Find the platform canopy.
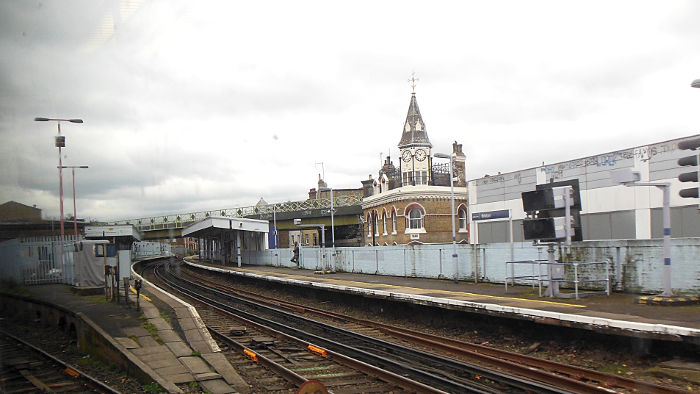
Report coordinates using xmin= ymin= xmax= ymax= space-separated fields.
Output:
xmin=84 ymin=224 xmax=142 ymax=241
xmin=182 ymin=216 xmax=270 ymax=266
xmin=182 ymin=216 xmax=269 ymax=238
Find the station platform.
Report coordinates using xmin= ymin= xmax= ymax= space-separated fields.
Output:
xmin=14 ymin=277 xmax=248 ymax=394
xmin=185 ymin=260 xmax=700 ymax=345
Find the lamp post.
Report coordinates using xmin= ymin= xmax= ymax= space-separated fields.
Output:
xmin=434 ymin=152 xmax=458 ymax=283
xmin=59 ymin=165 xmax=88 ymax=237
xmin=611 ymin=168 xmax=673 ymax=296
xmin=35 ymin=117 xmax=83 ymax=277
xmin=35 ymin=117 xmax=83 ymax=237
xmin=330 ymin=188 xmax=336 ymax=266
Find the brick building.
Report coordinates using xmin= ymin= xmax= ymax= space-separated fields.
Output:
xmin=361 ymin=91 xmax=468 ymax=245
xmin=0 ymin=201 xmax=42 ymax=222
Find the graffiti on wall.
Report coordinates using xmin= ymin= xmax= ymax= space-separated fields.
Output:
xmin=474 ymin=139 xmax=682 ymax=185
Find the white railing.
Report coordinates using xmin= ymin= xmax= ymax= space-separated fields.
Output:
xmin=504 ymin=260 xmax=610 ymax=299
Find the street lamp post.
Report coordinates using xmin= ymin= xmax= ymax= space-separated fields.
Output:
xmin=330 ymin=188 xmax=336 ymax=268
xmin=35 ymin=117 xmax=83 ymax=277
xmin=612 ymin=169 xmax=673 ymax=296
xmin=434 ymin=152 xmax=458 ymax=283
xmin=59 ymin=165 xmax=89 ymax=237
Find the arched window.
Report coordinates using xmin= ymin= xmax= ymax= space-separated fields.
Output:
xmin=367 ymin=214 xmax=372 ymax=237
xmin=459 ymin=208 xmax=467 ymax=230
xmin=373 ymin=212 xmax=379 ymax=236
xmin=408 ymin=208 xmax=423 ymax=229
xmin=382 ymin=213 xmax=387 ymax=235
xmin=391 ymin=210 xmax=397 ymax=234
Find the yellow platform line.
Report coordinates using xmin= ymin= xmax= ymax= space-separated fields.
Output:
xmin=129 ymin=287 xmax=151 ymax=301
xmin=232 ymin=267 xmax=586 ymax=308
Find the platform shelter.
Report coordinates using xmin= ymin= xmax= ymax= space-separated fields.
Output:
xmin=182 ymin=216 xmax=269 ymax=267
xmin=84 ymin=224 xmax=142 ymax=279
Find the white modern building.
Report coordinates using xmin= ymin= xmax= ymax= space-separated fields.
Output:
xmin=468 ymin=134 xmax=700 ymax=243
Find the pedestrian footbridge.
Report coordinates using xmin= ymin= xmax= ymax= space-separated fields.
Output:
xmin=109 ymin=196 xmax=363 ymax=240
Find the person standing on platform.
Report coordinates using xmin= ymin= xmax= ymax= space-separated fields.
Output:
xmin=291 ymin=242 xmax=300 ymax=267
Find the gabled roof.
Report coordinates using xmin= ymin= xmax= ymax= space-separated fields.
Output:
xmin=398 ymin=93 xmax=432 ymax=149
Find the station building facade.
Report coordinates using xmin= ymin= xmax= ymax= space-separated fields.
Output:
xmin=361 ymin=91 xmax=468 ymax=246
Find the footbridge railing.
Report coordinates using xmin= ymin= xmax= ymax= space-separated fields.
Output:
xmin=111 ymin=195 xmax=363 ymax=232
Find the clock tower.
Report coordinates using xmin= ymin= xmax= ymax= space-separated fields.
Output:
xmin=398 ymin=89 xmax=432 ymax=186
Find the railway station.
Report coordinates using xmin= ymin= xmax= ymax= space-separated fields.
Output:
xmin=2 ymin=129 xmax=700 ymax=391
xmin=2 ymin=83 xmax=699 ymax=393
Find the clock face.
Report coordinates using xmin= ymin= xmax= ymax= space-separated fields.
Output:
xmin=415 ymin=149 xmax=427 ymax=161
xmin=402 ymin=150 xmax=412 ymax=162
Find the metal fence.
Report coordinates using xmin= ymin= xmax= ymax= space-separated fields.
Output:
xmin=0 ymin=236 xmax=81 ymax=285
xmin=240 ymin=238 xmax=700 ymax=294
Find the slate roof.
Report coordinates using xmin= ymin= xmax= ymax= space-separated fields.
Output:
xmin=398 ymin=93 xmax=432 ymax=149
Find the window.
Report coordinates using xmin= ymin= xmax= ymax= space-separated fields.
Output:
xmin=392 ymin=211 xmax=397 ymax=234
xmin=313 ymin=233 xmax=318 ymax=245
xmin=382 ymin=214 xmax=387 ymax=235
xmin=415 ymin=171 xmax=428 ymax=185
xmin=408 ymin=208 xmax=423 ymax=229
xmin=95 ymin=244 xmax=105 ymax=257
xmin=459 ymin=209 xmax=467 ymax=230
xmin=374 ymin=213 xmax=379 ymax=236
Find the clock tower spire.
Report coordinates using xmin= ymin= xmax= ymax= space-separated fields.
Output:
xmin=398 ymin=75 xmax=432 ymax=186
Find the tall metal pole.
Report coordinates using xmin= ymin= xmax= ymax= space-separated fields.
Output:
xmin=71 ymin=167 xmax=77 ymax=237
xmin=35 ymin=117 xmax=83 ymax=280
xmin=448 ymin=157 xmax=458 ymax=283
xmin=57 ymin=122 xmax=65 ymax=241
xmin=622 ymin=181 xmax=673 ymax=297
xmin=330 ymin=188 xmax=335 ymax=270
xmin=320 ymin=224 xmax=326 ymax=272
xmin=660 ymin=184 xmax=673 ymax=297
xmin=273 ymin=204 xmax=278 ymax=249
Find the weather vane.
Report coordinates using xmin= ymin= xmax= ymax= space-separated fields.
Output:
xmin=408 ymin=72 xmax=419 ymax=94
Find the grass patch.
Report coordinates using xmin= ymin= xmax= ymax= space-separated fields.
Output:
xmin=140 ymin=320 xmax=164 ymax=344
xmin=159 ymin=311 xmax=171 ymax=324
xmin=0 ymin=280 xmax=32 ymax=297
xmin=600 ymin=362 xmax=629 ymax=375
xmin=76 ymin=354 xmax=118 ymax=372
xmin=191 ymin=350 xmax=201 ymax=357
xmin=84 ymin=295 xmax=109 ymax=303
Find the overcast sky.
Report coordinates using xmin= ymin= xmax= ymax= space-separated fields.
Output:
xmin=1 ymin=1 xmax=699 ymax=221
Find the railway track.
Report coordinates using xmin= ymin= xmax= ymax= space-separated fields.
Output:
xmin=182 ymin=264 xmax=683 ymax=394
xmin=151 ymin=262 xmax=576 ymax=393
xmin=0 ymin=329 xmax=119 ymax=394
xmin=149 ymin=264 xmax=430 ymax=393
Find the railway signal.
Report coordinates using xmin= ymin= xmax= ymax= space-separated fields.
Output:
xmin=677 ymin=137 xmax=700 ymax=204
xmin=521 ymin=180 xmax=581 ymax=245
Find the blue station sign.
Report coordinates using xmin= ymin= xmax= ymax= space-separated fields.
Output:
xmin=472 ymin=209 xmax=510 ymax=221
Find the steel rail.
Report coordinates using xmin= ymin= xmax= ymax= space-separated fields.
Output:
xmin=153 ymin=266 xmax=441 ymax=393
xmin=0 ymin=329 xmax=121 ymax=394
xmin=159 ymin=265 xmax=564 ymax=393
xmin=207 ymin=326 xmax=308 ymax=386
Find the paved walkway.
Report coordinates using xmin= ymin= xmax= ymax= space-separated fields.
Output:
xmin=27 ymin=282 xmax=248 ymax=394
